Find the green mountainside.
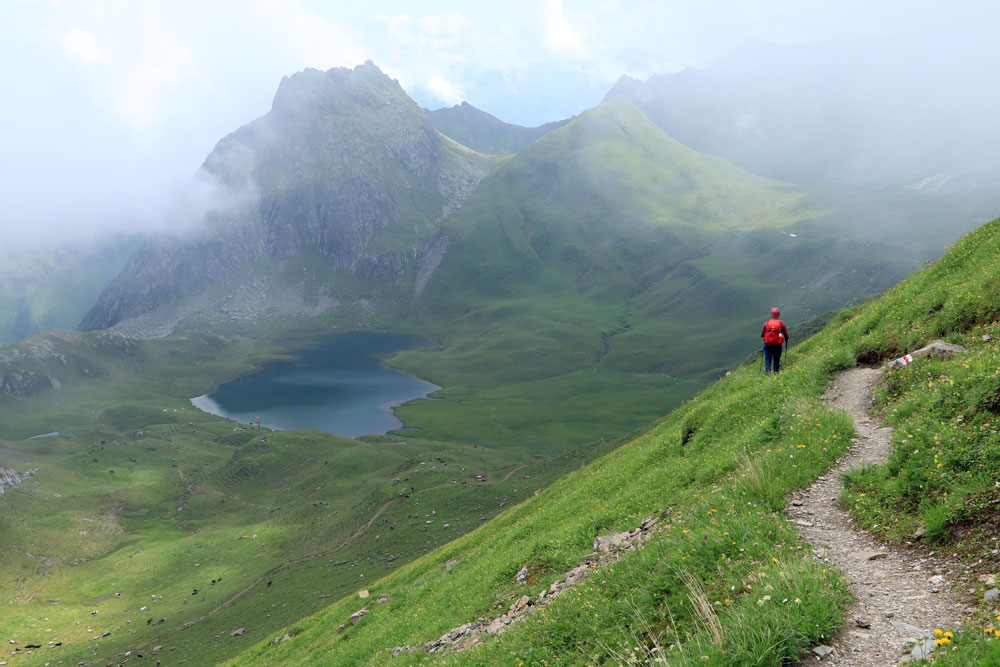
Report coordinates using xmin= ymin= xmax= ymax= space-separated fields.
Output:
xmin=223 ymin=218 xmax=1000 ymax=665
xmin=388 ymin=97 xmax=969 ymax=446
xmin=429 ymin=101 xmax=570 ymax=154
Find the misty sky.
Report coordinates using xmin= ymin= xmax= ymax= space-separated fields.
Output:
xmin=2 ymin=0 xmax=998 ymax=240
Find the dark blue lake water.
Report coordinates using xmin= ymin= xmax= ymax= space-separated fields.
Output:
xmin=190 ymin=332 xmax=438 ymax=438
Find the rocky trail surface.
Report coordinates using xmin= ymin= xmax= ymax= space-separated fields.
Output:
xmin=788 ymin=367 xmax=965 ymax=664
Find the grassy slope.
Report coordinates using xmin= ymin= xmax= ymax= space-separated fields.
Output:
xmin=389 ymin=97 xmax=939 ymax=448
xmin=232 ymin=220 xmax=1000 ymax=665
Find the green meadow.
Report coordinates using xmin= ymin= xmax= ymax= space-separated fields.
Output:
xmin=0 ymin=330 xmax=631 ymax=666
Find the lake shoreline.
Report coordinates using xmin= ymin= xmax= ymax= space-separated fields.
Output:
xmin=189 ymin=332 xmax=439 ymax=438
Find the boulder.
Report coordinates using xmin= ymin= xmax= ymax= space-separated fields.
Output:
xmin=230 ymin=628 xmax=247 ymax=637
xmin=349 ymin=608 xmax=368 ymax=625
xmin=509 ymin=595 xmax=532 ymax=614
xmin=484 ymin=618 xmax=508 ymax=636
xmin=563 ymin=564 xmax=590 ymax=585
xmin=594 ymin=531 xmax=632 ymax=553
xmin=887 ymin=340 xmax=966 ymax=369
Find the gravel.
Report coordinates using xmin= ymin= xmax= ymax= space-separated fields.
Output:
xmin=788 ymin=368 xmax=964 ymax=665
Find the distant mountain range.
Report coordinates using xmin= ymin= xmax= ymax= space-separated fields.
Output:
xmin=605 ymin=40 xmax=1000 ymax=197
xmin=67 ymin=60 xmax=986 ymax=446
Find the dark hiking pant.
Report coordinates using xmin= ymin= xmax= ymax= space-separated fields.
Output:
xmin=764 ymin=343 xmax=783 ymax=374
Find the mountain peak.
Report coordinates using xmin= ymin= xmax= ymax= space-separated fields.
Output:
xmin=270 ymin=61 xmax=408 ymax=117
xmin=602 ymin=74 xmax=644 ymax=103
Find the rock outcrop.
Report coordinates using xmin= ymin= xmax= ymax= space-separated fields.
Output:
xmin=886 ymin=340 xmax=967 ymax=370
xmin=0 ymin=468 xmax=23 ymax=495
xmin=383 ymin=511 xmax=664 ymax=657
xmin=80 ymin=62 xmax=487 ymax=336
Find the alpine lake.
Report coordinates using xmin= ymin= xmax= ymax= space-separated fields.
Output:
xmin=191 ymin=332 xmax=438 ymax=438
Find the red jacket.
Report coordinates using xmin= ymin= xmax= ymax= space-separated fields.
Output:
xmin=761 ymin=319 xmax=789 ymax=345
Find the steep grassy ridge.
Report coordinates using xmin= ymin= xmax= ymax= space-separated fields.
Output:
xmin=232 ymin=220 xmax=1000 ymax=665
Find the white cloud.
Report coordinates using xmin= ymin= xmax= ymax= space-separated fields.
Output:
xmin=540 ymin=0 xmax=587 ymax=56
xmin=59 ymin=26 xmax=102 ymax=62
xmin=425 ymin=72 xmax=464 ymax=105
xmin=243 ymin=1 xmax=368 ymax=71
xmin=376 ymin=11 xmax=470 ymax=50
xmin=43 ymin=1 xmax=368 ymax=131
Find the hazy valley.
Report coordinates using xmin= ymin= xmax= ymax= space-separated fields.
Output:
xmin=2 ymin=38 xmax=999 ymax=667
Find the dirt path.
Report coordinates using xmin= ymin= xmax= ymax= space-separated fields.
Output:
xmin=787 ymin=368 xmax=965 ymax=665
xmin=498 ymin=464 xmax=529 ymax=482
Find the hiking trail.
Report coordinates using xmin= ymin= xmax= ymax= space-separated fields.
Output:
xmin=788 ymin=367 xmax=965 ymax=665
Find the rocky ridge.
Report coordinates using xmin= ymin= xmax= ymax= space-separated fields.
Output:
xmin=0 ymin=468 xmax=23 ymax=495
xmin=80 ymin=62 xmax=487 ymax=337
xmin=377 ymin=513 xmax=662 ymax=658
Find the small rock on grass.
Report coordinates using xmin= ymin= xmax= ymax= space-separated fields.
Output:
xmin=985 ymin=588 xmax=1000 ymax=602
xmin=812 ymin=645 xmax=834 ymax=658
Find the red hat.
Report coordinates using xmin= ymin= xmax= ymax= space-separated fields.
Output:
xmin=771 ymin=307 xmax=781 ymax=318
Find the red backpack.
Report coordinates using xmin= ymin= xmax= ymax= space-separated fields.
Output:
xmin=763 ymin=319 xmax=784 ymax=345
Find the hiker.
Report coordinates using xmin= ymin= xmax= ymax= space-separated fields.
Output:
xmin=761 ymin=307 xmax=789 ymax=374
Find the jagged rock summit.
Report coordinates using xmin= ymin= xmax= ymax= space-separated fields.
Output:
xmin=80 ymin=62 xmax=484 ymax=336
